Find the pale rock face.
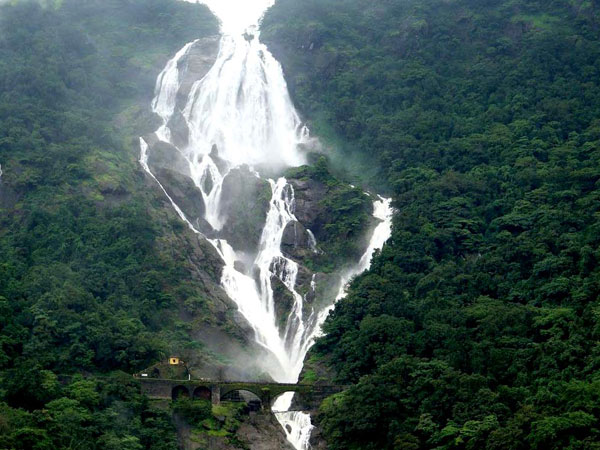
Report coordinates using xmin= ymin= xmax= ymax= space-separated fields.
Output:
xmin=218 ymin=167 xmax=271 ymax=253
xmin=147 ymin=140 xmax=191 ymax=176
xmin=166 ymin=110 xmax=190 ymax=149
xmin=175 ymin=37 xmax=221 ymax=109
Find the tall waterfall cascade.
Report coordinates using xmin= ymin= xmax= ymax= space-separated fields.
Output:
xmin=139 ymin=1 xmax=393 ymax=448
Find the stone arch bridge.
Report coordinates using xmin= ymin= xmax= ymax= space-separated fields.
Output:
xmin=138 ymin=378 xmax=344 ymax=410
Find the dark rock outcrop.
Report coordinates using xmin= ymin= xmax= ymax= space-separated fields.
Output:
xmin=166 ymin=110 xmax=190 ymax=149
xmin=287 ymin=164 xmax=375 ymax=272
xmin=153 ymin=167 xmax=210 ymax=231
xmin=147 ymin=139 xmax=191 ymax=176
xmin=307 ymin=425 xmax=328 ymax=450
xmin=281 ymin=220 xmax=316 ymax=261
xmin=180 ymin=411 xmax=294 ymax=450
xmin=176 ymin=36 xmax=221 ymax=110
xmin=234 ymin=413 xmax=296 ymax=450
xmin=209 ymin=144 xmax=229 ymax=174
xmin=289 ymin=178 xmax=327 ymax=236
xmin=296 ymin=265 xmax=317 ymax=303
xmin=271 ymin=276 xmax=295 ymax=332
xmin=219 ymin=167 xmax=271 ymax=253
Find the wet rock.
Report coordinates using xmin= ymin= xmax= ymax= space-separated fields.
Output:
xmin=176 ymin=36 xmax=221 ymax=110
xmin=234 ymin=412 xmax=296 ymax=450
xmin=307 ymin=423 xmax=328 ymax=450
xmin=202 ymin=170 xmax=214 ymax=194
xmin=153 ymin=167 xmax=207 ymax=230
xmin=295 ymin=264 xmax=315 ymax=302
xmin=219 ymin=167 xmax=271 ymax=253
xmin=234 ymin=260 xmax=248 ymax=274
xmin=281 ymin=220 xmax=315 ymax=261
xmin=232 ymin=310 xmax=254 ymax=335
xmin=289 ymin=178 xmax=327 ymax=236
xmin=191 ymin=216 xmax=213 ymax=233
xmin=287 ymin=165 xmax=374 ymax=269
xmin=142 ymin=132 xmax=159 ymax=149
xmin=147 ymin=140 xmax=191 ymax=176
xmin=209 ymin=144 xmax=229 ymax=174
xmin=166 ymin=110 xmax=190 ymax=149
xmin=271 ymin=276 xmax=295 ymax=332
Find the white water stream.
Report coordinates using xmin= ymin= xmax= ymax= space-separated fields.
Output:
xmin=140 ymin=1 xmax=393 ymax=448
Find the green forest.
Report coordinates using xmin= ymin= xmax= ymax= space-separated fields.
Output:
xmin=262 ymin=0 xmax=600 ymax=448
xmin=0 ymin=0 xmax=228 ymax=447
xmin=2 ymin=0 xmax=600 ymax=448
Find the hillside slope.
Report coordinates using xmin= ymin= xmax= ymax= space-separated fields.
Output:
xmin=0 ymin=1 xmax=268 ymax=447
xmin=263 ymin=0 xmax=600 ymax=448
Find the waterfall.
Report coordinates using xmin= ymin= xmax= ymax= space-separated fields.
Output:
xmin=140 ymin=1 xmax=393 ymax=448
xmin=271 ymin=196 xmax=393 ymax=449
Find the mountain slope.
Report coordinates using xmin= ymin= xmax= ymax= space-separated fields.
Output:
xmin=263 ymin=0 xmax=600 ymax=448
xmin=0 ymin=1 xmax=383 ymax=448
xmin=0 ymin=1 xmax=261 ymax=447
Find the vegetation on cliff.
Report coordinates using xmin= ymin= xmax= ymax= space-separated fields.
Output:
xmin=263 ymin=0 xmax=600 ymax=448
xmin=0 ymin=0 xmax=227 ymax=447
xmin=286 ymin=156 xmax=373 ymax=274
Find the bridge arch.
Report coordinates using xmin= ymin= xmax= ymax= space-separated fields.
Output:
xmin=193 ymin=386 xmax=211 ymax=400
xmin=220 ymin=389 xmax=262 ymax=410
xmin=171 ymin=385 xmax=190 ymax=400
xmin=220 ymin=386 xmax=263 ymax=402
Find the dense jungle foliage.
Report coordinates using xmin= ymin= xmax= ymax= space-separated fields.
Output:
xmin=263 ymin=0 xmax=600 ymax=449
xmin=0 ymin=0 xmax=222 ymax=447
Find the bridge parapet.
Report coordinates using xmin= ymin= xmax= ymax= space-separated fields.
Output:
xmin=137 ymin=377 xmax=345 ymax=409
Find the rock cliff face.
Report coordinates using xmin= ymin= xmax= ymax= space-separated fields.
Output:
xmin=155 ymin=168 xmax=209 ymax=229
xmin=167 ymin=110 xmax=191 ymax=149
xmin=281 ymin=220 xmax=315 ymax=261
xmin=146 ymin=138 xmax=191 ymax=176
xmin=176 ymin=37 xmax=221 ymax=110
xmin=289 ymin=175 xmax=373 ymax=253
xmin=271 ymin=275 xmax=295 ymax=331
xmin=287 ymin=178 xmax=328 ymax=237
xmin=235 ymin=413 xmax=296 ymax=450
xmin=218 ymin=167 xmax=271 ymax=254
xmin=145 ymin=138 xmax=212 ymax=230
xmin=285 ymin=162 xmax=374 ymax=274
xmin=177 ymin=411 xmax=295 ymax=450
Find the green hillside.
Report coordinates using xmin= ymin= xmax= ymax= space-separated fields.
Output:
xmin=263 ymin=0 xmax=600 ymax=448
xmin=0 ymin=1 xmax=228 ymax=447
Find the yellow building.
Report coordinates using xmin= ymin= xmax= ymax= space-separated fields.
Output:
xmin=169 ymin=357 xmax=181 ymax=365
